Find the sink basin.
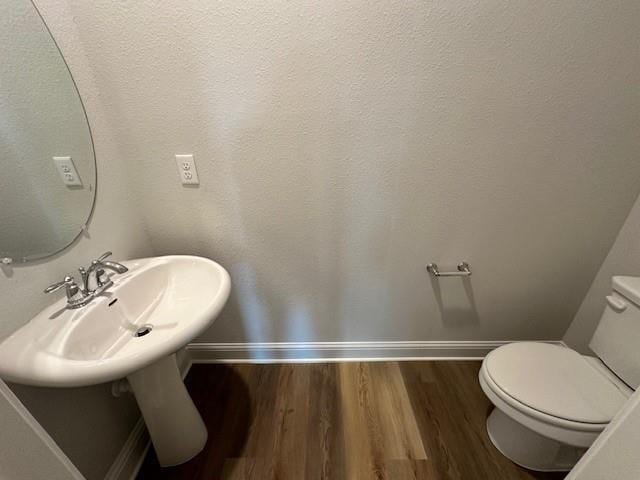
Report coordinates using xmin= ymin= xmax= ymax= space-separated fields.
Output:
xmin=0 ymin=255 xmax=231 ymax=466
xmin=0 ymin=255 xmax=230 ymax=387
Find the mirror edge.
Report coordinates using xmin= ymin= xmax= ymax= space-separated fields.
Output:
xmin=4 ymin=1 xmax=98 ymax=265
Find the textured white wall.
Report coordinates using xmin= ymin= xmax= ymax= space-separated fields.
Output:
xmin=1 ymin=1 xmax=155 ymax=478
xmin=55 ymin=0 xmax=640 ymax=345
xmin=564 ymin=192 xmax=640 ymax=352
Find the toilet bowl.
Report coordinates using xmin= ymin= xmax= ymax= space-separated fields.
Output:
xmin=480 ymin=342 xmax=630 ymax=471
xmin=479 ymin=275 xmax=640 ymax=471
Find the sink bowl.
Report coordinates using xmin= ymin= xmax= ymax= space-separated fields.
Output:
xmin=0 ymin=255 xmax=230 ymax=387
xmin=0 ymin=255 xmax=231 ymax=466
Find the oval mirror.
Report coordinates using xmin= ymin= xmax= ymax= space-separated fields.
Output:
xmin=0 ymin=0 xmax=96 ymax=263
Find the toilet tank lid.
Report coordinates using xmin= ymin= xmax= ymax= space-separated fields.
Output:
xmin=612 ymin=276 xmax=640 ymax=306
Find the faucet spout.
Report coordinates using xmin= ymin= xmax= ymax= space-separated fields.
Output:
xmin=101 ymin=260 xmax=128 ymax=274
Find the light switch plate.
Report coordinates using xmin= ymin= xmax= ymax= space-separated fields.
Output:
xmin=53 ymin=156 xmax=83 ymax=186
xmin=175 ymin=154 xmax=199 ymax=185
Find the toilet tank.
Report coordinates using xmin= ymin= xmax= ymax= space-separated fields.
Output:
xmin=589 ymin=276 xmax=640 ymax=389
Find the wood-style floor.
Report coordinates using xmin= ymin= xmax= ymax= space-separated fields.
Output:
xmin=138 ymin=361 xmax=566 ymax=480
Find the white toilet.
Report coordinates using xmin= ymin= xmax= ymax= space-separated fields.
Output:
xmin=480 ymin=276 xmax=640 ymax=471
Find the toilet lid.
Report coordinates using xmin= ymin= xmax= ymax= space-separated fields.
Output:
xmin=485 ymin=342 xmax=628 ymax=424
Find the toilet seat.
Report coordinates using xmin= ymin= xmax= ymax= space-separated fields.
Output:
xmin=483 ymin=342 xmax=628 ymax=427
xmin=480 ymin=366 xmax=602 ymax=449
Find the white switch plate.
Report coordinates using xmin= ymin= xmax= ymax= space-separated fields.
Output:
xmin=175 ymin=154 xmax=199 ymax=185
xmin=53 ymin=156 xmax=83 ymax=186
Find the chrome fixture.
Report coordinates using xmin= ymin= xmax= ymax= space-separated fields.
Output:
xmin=426 ymin=262 xmax=472 ymax=277
xmin=44 ymin=251 xmax=128 ymax=309
xmin=79 ymin=251 xmax=128 ymax=292
xmin=44 ymin=275 xmax=83 ymax=305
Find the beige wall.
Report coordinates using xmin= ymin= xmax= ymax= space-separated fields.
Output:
xmin=54 ymin=0 xmax=640 ymax=346
xmin=0 ymin=380 xmax=83 ymax=480
xmin=1 ymin=1 xmax=154 ymax=478
xmin=564 ymin=193 xmax=640 ymax=477
xmin=564 ymin=192 xmax=640 ymax=352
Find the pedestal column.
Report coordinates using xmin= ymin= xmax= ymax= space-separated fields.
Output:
xmin=127 ymin=354 xmax=207 ymax=466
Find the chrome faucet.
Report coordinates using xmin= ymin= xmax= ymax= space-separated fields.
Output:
xmin=44 ymin=251 xmax=128 ymax=309
xmin=44 ymin=275 xmax=84 ymax=306
xmin=78 ymin=251 xmax=128 ymax=293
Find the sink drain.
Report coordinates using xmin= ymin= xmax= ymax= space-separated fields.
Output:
xmin=133 ymin=324 xmax=153 ymax=338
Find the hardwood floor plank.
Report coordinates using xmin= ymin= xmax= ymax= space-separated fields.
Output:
xmin=399 ymin=361 xmax=465 ymax=480
xmin=193 ymin=364 xmax=254 ymax=480
xmin=339 ymin=362 xmax=388 ymax=480
xmin=273 ymin=364 xmax=311 ymax=479
xmin=387 ymin=459 xmax=434 ymax=480
xmin=138 ymin=361 xmax=568 ymax=480
xmin=400 ymin=361 xmax=565 ymax=480
xmin=305 ymin=363 xmax=345 ymax=480
xmin=368 ymin=362 xmax=427 ymax=462
xmin=243 ymin=364 xmax=285 ymax=480
xmin=220 ymin=458 xmax=255 ymax=480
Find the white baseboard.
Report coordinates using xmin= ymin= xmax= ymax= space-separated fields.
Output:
xmin=187 ymin=340 xmax=567 ymax=363
xmin=104 ymin=418 xmax=149 ymax=480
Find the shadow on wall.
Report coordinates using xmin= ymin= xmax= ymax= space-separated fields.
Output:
xmin=137 ymin=4 xmax=489 ymax=347
xmin=146 ymin=31 xmax=426 ymax=348
xmin=428 ymin=275 xmax=479 ymax=329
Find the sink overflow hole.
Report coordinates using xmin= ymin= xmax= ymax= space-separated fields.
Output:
xmin=108 ymin=298 xmax=118 ymax=307
xmin=133 ymin=325 xmax=153 ymax=338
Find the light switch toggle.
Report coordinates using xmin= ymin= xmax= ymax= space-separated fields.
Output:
xmin=53 ymin=156 xmax=83 ymax=186
xmin=175 ymin=154 xmax=199 ymax=185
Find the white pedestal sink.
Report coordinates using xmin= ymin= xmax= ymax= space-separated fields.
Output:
xmin=127 ymin=354 xmax=208 ymax=466
xmin=0 ymin=255 xmax=231 ymax=466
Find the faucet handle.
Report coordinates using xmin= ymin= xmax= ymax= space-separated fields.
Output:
xmin=95 ymin=251 xmax=112 ymax=263
xmin=44 ymin=275 xmax=74 ymax=293
xmin=44 ymin=275 xmax=77 ymax=294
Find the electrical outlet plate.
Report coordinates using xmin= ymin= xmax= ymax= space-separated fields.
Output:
xmin=53 ymin=156 xmax=83 ymax=186
xmin=175 ymin=154 xmax=199 ymax=185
